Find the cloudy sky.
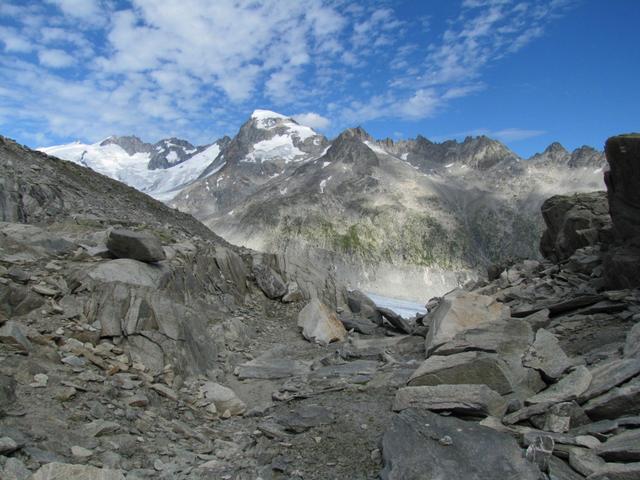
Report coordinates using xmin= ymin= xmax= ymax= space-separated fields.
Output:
xmin=0 ymin=0 xmax=638 ymax=156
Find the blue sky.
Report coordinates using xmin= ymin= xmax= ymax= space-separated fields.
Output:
xmin=0 ymin=0 xmax=638 ymax=157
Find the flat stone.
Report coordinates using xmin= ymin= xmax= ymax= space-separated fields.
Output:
xmin=339 ymin=314 xmax=377 ymax=335
xmin=424 ymin=290 xmax=510 ymax=355
xmin=523 ymin=328 xmax=572 ymax=381
xmin=0 ymin=436 xmax=19 ymax=454
xmin=2 ymin=457 xmax=31 ymax=480
xmin=408 ymin=351 xmax=515 ymax=395
xmin=150 ymin=383 xmax=178 ymax=401
xmin=393 ymin=384 xmax=507 ymax=418
xmin=504 ymin=401 xmax=555 ymax=425
xmin=275 ymin=404 xmax=334 ymax=433
xmin=0 ymin=321 xmax=31 ymax=353
xmin=71 ymin=446 xmax=93 ymax=458
xmin=596 ymin=428 xmax=640 ymax=462
xmin=84 ymin=420 xmax=120 ymax=437
xmin=578 ymin=358 xmax=640 ymax=402
xmin=586 ymin=462 xmax=640 ymax=479
xmin=88 ymin=258 xmax=167 ymax=288
xmin=569 ymin=448 xmax=606 ymax=477
xmin=583 ymin=376 xmax=640 ymax=420
xmin=377 ymin=307 xmax=413 ymax=334
xmin=527 ymin=366 xmax=592 ymax=404
xmin=380 ymin=409 xmax=541 ymax=480
xmin=297 ymin=298 xmax=347 ymax=345
xmin=237 ymin=347 xmax=312 ymax=379
xmin=106 ymin=229 xmax=165 ymax=263
xmin=32 ymin=285 xmax=58 ymax=296
xmin=548 ymin=456 xmax=584 ymax=480
xmin=30 ymin=462 xmax=126 ymax=480
xmin=126 ymin=393 xmax=149 ymax=407
xmin=200 ymin=382 xmax=246 ymax=416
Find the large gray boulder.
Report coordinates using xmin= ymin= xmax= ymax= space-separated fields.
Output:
xmin=297 ymin=298 xmax=347 ymax=345
xmin=583 ymin=376 xmax=640 ymax=420
xmin=523 ymin=328 xmax=573 ymax=381
xmin=393 ymin=384 xmax=507 ymax=418
xmin=424 ymin=290 xmax=510 ymax=355
xmin=408 ymin=351 xmax=515 ymax=395
xmin=106 ymin=229 xmax=166 ymax=263
xmin=380 ymin=409 xmax=541 ymax=480
xmin=605 ymin=134 xmax=640 ymax=241
xmin=346 ymin=289 xmax=383 ymax=325
xmin=86 ymin=258 xmax=169 ymax=288
xmin=539 ymin=191 xmax=611 ymax=263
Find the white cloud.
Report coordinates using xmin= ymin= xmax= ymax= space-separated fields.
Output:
xmin=293 ymin=112 xmax=330 ymax=130
xmin=45 ymin=0 xmax=103 ymax=22
xmin=38 ymin=49 xmax=75 ymax=68
xmin=0 ymin=27 xmax=34 ymax=53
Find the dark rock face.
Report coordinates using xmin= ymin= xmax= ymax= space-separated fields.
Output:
xmin=380 ymin=409 xmax=541 ymax=480
xmin=603 ymin=134 xmax=640 ymax=288
xmin=148 ymin=138 xmax=199 ymax=170
xmin=539 ymin=192 xmax=611 ymax=262
xmin=605 ymin=134 xmax=640 ymax=241
xmin=251 ymin=263 xmax=286 ymax=299
xmin=106 ymin=229 xmax=166 ymax=263
xmin=100 ymin=135 xmax=152 ymax=156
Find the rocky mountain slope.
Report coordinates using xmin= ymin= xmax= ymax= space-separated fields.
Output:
xmin=40 ymin=111 xmax=606 ymax=300
xmin=170 ymin=112 xmax=606 ymax=300
xmin=0 ymin=132 xmax=639 ymax=480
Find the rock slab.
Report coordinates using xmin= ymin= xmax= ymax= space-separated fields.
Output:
xmin=380 ymin=409 xmax=541 ymax=480
xmin=106 ymin=229 xmax=166 ymax=263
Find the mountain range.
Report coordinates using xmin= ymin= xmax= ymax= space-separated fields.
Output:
xmin=41 ymin=110 xmax=606 ymax=299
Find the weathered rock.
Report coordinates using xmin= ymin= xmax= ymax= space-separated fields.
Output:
xmin=84 ymin=420 xmax=120 ymax=437
xmin=150 ymin=383 xmax=178 ymax=401
xmin=596 ymin=428 xmax=640 ymax=462
xmin=408 ymin=351 xmax=515 ymax=395
xmin=237 ymin=347 xmax=312 ymax=379
xmin=586 ymin=462 xmax=640 ymax=479
xmin=29 ymin=462 xmax=126 ymax=480
xmin=200 ymin=382 xmax=246 ymax=416
xmin=605 ymin=134 xmax=640 ymax=241
xmin=604 ymin=243 xmax=640 ymax=289
xmin=377 ymin=307 xmax=413 ymax=334
xmin=0 ymin=374 xmax=17 ymax=414
xmin=282 ymin=282 xmax=304 ymax=303
xmin=86 ymin=258 xmax=168 ymax=288
xmin=106 ymin=229 xmax=166 ymax=262
xmin=569 ymin=448 xmax=606 ymax=477
xmin=339 ymin=313 xmax=377 ymax=335
xmin=275 ymin=404 xmax=334 ymax=433
xmin=393 ymin=384 xmax=507 ymax=417
xmin=578 ymin=358 xmax=640 ymax=402
xmin=346 ymin=289 xmax=382 ymax=325
xmin=0 ymin=321 xmax=31 ymax=353
xmin=297 ymin=298 xmax=347 ymax=345
xmin=7 ymin=266 xmax=30 ymax=284
xmin=526 ymin=434 xmax=554 ymax=472
xmin=1 ymin=457 xmax=31 ymax=480
xmin=527 ymin=366 xmax=592 ymax=404
xmin=425 ymin=290 xmax=510 ymax=355
xmin=214 ymin=246 xmax=248 ymax=296
xmin=523 ymin=328 xmax=572 ymax=381
xmin=0 ymin=436 xmax=19 ymax=454
xmin=251 ymin=263 xmax=286 ymax=299
xmin=583 ymin=376 xmax=640 ymax=420
xmin=548 ymin=456 xmax=584 ymax=480
xmin=625 ymin=322 xmax=640 ymax=358
xmin=539 ymin=191 xmax=610 ymax=262
xmin=380 ymin=409 xmax=541 ymax=480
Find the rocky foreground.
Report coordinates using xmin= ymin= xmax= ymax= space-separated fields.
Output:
xmin=0 ymin=134 xmax=639 ymax=479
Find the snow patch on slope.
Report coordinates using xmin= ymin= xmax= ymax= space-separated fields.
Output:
xmin=41 ymin=141 xmax=220 ymax=202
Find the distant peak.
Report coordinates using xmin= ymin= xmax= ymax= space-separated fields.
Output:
xmin=251 ymin=109 xmax=289 ymax=121
xmin=544 ymin=141 xmax=567 ymax=154
xmin=336 ymin=126 xmax=372 ymax=143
